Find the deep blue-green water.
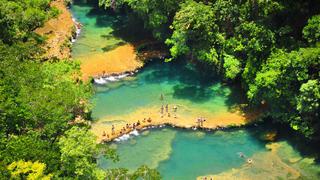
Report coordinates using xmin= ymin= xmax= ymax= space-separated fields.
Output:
xmin=71 ymin=1 xmax=320 ymax=179
xmin=98 ymin=128 xmax=266 ymax=180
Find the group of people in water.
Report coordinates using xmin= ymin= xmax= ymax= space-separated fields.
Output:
xmin=160 ymin=104 xmax=178 ymax=118
xmin=101 ymin=117 xmax=153 ymax=142
xmin=101 ymin=93 xmax=211 ymax=141
xmin=196 ymin=117 xmax=206 ymax=127
xmin=160 ymin=93 xmax=178 ymax=119
xmin=238 ymin=152 xmax=254 ymax=164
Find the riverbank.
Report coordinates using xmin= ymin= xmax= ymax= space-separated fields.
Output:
xmin=80 ymin=44 xmax=143 ymax=81
xmin=35 ymin=0 xmax=75 ymax=60
xmin=80 ymin=42 xmax=168 ymax=81
xmin=92 ymin=104 xmax=260 ymax=143
xmin=69 ymin=1 xmax=169 ymax=81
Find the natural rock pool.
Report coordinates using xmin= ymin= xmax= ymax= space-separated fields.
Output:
xmin=99 ymin=127 xmax=265 ymax=179
xmin=70 ymin=1 xmax=320 ymax=179
xmin=97 ymin=127 xmax=320 ymax=179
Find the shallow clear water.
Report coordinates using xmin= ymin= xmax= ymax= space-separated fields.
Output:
xmin=70 ymin=1 xmax=320 ymax=179
xmin=70 ymin=0 xmax=125 ymax=61
xmin=91 ymin=60 xmax=244 ymax=120
xmin=98 ymin=128 xmax=266 ymax=180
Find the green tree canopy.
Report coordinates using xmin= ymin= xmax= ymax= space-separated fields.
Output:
xmin=0 ymin=0 xmax=58 ymax=44
xmin=303 ymin=15 xmax=320 ymax=44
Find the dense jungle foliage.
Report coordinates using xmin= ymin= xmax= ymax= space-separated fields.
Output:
xmin=99 ymin=0 xmax=320 ymax=139
xmin=0 ymin=0 xmax=319 ymax=179
xmin=0 ymin=0 xmax=159 ymax=179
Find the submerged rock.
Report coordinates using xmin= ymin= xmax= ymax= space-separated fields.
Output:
xmin=260 ymin=130 xmax=277 ymax=141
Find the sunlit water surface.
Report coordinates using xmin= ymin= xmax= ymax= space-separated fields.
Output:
xmin=99 ymin=128 xmax=266 ymax=179
xmin=70 ymin=1 xmax=320 ymax=179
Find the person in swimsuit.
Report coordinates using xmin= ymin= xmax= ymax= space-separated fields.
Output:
xmin=173 ymin=105 xmax=177 ymax=112
xmin=111 ymin=125 xmax=115 ymax=135
xmin=160 ymin=94 xmax=164 ymax=101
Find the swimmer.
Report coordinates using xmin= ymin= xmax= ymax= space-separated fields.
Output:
xmin=173 ymin=105 xmax=177 ymax=112
xmin=199 ymin=117 xmax=203 ymax=127
xmin=160 ymin=94 xmax=164 ymax=101
xmin=238 ymin=152 xmax=245 ymax=158
xmin=111 ymin=125 xmax=115 ymax=135
xmin=200 ymin=117 xmax=206 ymax=127
xmin=247 ymin=158 xmax=253 ymax=164
xmin=196 ymin=118 xmax=201 ymax=126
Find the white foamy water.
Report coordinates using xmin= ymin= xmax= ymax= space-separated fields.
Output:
xmin=113 ymin=130 xmax=140 ymax=142
xmin=93 ymin=73 xmax=131 ymax=85
xmin=129 ymin=130 xmax=139 ymax=136
xmin=71 ymin=18 xmax=81 ymax=43
xmin=114 ymin=134 xmax=130 ymax=142
xmin=94 ymin=77 xmax=107 ymax=85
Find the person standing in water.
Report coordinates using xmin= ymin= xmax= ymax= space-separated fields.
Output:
xmin=165 ymin=104 xmax=168 ymax=112
xmin=160 ymin=94 xmax=164 ymax=101
xmin=173 ymin=105 xmax=177 ymax=112
xmin=196 ymin=118 xmax=201 ymax=127
xmin=161 ymin=105 xmax=164 ymax=114
xmin=111 ymin=125 xmax=115 ymax=135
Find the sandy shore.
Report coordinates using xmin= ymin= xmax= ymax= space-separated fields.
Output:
xmin=91 ymin=104 xmax=259 ymax=143
xmin=35 ymin=0 xmax=75 ymax=60
xmin=79 ymin=42 xmax=168 ymax=81
xmin=80 ymin=44 xmax=143 ymax=81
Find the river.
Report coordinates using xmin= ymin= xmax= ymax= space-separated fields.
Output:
xmin=70 ymin=0 xmax=320 ymax=179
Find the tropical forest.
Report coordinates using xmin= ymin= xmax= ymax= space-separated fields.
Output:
xmin=0 ymin=0 xmax=319 ymax=179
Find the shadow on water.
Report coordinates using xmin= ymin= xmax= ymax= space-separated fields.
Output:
xmin=172 ymin=84 xmax=214 ymax=103
xmin=110 ymin=13 xmax=153 ymax=44
xmin=73 ymin=0 xmax=247 ymax=107
xmin=74 ymin=0 xmax=152 ymax=41
xmin=247 ymin=121 xmax=320 ymax=164
xmin=225 ymin=84 xmax=248 ymax=110
xmin=73 ymin=0 xmax=125 ymax=29
xmin=142 ymin=60 xmax=219 ymax=85
xmin=137 ymin=59 xmax=237 ymax=103
xmin=101 ymin=41 xmax=127 ymax=52
xmin=73 ymin=0 xmax=155 ymax=52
